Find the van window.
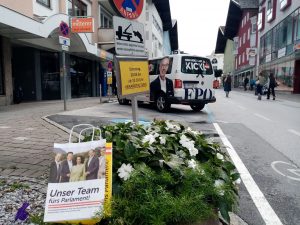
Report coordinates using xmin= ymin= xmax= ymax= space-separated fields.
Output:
xmin=149 ymin=57 xmax=173 ymax=75
xmin=181 ymin=56 xmax=213 ymax=75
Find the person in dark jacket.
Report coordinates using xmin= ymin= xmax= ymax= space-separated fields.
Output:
xmin=85 ymin=149 xmax=99 ymax=180
xmin=60 ymin=152 xmax=74 ymax=183
xmin=150 ymin=56 xmax=174 ymax=101
xmin=223 ymin=74 xmax=232 ymax=97
xmin=49 ymin=153 xmax=62 ymax=183
xmin=267 ymin=73 xmax=276 ymax=100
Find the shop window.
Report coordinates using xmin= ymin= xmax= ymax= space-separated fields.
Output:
xmin=36 ymin=0 xmax=50 ymax=8
xmin=258 ymin=8 xmax=265 ymax=31
xmin=68 ymin=0 xmax=87 ymax=16
xmin=0 ymin=39 xmax=4 ymax=95
xmin=280 ymin=0 xmax=291 ymax=11
xmin=100 ymin=7 xmax=113 ymax=28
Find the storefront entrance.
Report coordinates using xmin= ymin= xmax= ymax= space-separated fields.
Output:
xmin=12 ymin=47 xmax=36 ymax=101
xmin=294 ymin=60 xmax=300 ymax=93
xmin=70 ymin=56 xmax=92 ymax=98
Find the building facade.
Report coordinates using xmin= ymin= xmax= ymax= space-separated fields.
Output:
xmin=0 ymin=0 xmax=178 ymax=106
xmin=257 ymin=0 xmax=300 ymax=93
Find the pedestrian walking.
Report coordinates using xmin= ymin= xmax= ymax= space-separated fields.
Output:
xmin=243 ymin=76 xmax=249 ymax=91
xmin=266 ymin=73 xmax=276 ymax=100
xmin=250 ymin=78 xmax=255 ymax=91
xmin=256 ymin=73 xmax=265 ymax=100
xmin=223 ymin=74 xmax=232 ymax=97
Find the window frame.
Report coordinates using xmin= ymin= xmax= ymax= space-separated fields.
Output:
xmin=36 ymin=0 xmax=51 ymax=8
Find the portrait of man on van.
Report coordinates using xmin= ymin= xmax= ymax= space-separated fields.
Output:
xmin=150 ymin=56 xmax=174 ymax=101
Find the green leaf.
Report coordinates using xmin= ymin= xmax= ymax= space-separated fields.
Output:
xmin=223 ymin=161 xmax=236 ymax=172
xmin=231 ymin=173 xmax=240 ymax=181
xmin=124 ymin=142 xmax=137 ymax=160
xmin=219 ymin=201 xmax=230 ymax=224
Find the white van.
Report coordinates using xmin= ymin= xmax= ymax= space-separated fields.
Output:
xmin=118 ymin=53 xmax=216 ymax=112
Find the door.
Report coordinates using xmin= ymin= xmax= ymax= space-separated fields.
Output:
xmin=294 ymin=60 xmax=300 ymax=93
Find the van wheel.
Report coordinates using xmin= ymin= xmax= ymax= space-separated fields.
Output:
xmin=155 ymin=94 xmax=170 ymax=112
xmin=118 ymin=96 xmax=129 ymax=105
xmin=190 ymin=103 xmax=205 ymax=112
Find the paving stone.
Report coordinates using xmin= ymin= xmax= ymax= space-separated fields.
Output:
xmin=9 ymin=168 xmax=28 ymax=176
xmin=0 ymin=169 xmax=15 ymax=175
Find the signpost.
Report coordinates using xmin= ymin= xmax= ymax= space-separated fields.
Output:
xmin=114 ymin=56 xmax=149 ymax=124
xmin=59 ymin=21 xmax=70 ymax=111
xmin=113 ymin=15 xmax=147 ymax=124
xmin=113 ymin=16 xmax=146 ymax=56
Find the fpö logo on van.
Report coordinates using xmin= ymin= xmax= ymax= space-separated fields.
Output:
xmin=111 ymin=0 xmax=144 ymax=20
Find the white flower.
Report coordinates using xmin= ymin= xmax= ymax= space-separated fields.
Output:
xmin=165 ymin=120 xmax=181 ymax=131
xmin=234 ymin=178 xmax=241 ymax=185
xmin=142 ymin=134 xmax=156 ymax=145
xmin=216 ymin=153 xmax=224 ymax=161
xmin=152 ymin=132 xmax=159 ymax=138
xmin=186 ymin=127 xmax=201 ymax=136
xmin=159 ymin=136 xmax=166 ymax=144
xmin=189 ymin=147 xmax=198 ymax=156
xmin=179 ymin=135 xmax=198 ymax=156
xmin=187 ymin=159 xmax=197 ymax=169
xmin=214 ymin=179 xmax=225 ymax=188
xmin=117 ymin=163 xmax=134 ymax=181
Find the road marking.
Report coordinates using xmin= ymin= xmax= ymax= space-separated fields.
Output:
xmin=288 ymin=129 xmax=300 ymax=137
xmin=254 ymin=113 xmax=271 ymax=121
xmin=213 ymin=123 xmax=283 ymax=225
xmin=271 ymin=161 xmax=300 ymax=182
xmin=0 ymin=126 xmax=10 ymax=129
xmin=237 ymin=105 xmax=246 ymax=110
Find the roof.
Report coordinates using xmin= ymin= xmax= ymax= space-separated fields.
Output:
xmin=224 ymin=0 xmax=258 ymax=39
xmin=153 ymin=0 xmax=172 ymax=31
xmin=215 ymin=26 xmax=226 ymax=54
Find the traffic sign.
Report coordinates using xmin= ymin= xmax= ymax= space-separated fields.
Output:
xmin=59 ymin=21 xmax=70 ymax=37
xmin=113 ymin=16 xmax=146 ymax=56
xmin=59 ymin=36 xmax=70 ymax=46
xmin=62 ymin=45 xmax=69 ymax=51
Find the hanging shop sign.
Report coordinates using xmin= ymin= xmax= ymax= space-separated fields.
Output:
xmin=110 ymin=0 xmax=144 ymax=20
xmin=71 ymin=17 xmax=94 ymax=33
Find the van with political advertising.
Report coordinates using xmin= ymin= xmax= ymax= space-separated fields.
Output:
xmin=118 ymin=53 xmax=216 ymax=112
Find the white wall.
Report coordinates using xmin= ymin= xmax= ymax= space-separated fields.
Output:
xmin=33 ymin=0 xmax=59 ymax=17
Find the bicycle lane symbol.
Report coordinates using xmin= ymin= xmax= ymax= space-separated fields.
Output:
xmin=271 ymin=161 xmax=300 ymax=181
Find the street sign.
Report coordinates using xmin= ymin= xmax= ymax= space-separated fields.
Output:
xmin=59 ymin=21 xmax=70 ymax=37
xmin=71 ymin=17 xmax=94 ymax=33
xmin=107 ymin=71 xmax=113 ymax=85
xmin=62 ymin=45 xmax=69 ymax=51
xmin=59 ymin=36 xmax=70 ymax=46
xmin=113 ymin=16 xmax=146 ymax=56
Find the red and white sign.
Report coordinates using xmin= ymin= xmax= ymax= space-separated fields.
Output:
xmin=71 ymin=17 xmax=94 ymax=33
xmin=111 ymin=0 xmax=144 ymax=20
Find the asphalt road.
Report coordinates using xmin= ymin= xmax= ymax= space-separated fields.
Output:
xmin=48 ymin=90 xmax=300 ymax=225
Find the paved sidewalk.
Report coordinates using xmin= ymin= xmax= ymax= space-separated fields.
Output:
xmin=0 ymin=97 xmax=112 ymax=178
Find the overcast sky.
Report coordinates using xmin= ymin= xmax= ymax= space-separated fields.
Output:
xmin=169 ymin=0 xmax=230 ymax=57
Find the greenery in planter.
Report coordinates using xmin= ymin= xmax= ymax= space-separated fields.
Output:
xmin=97 ymin=120 xmax=240 ymax=225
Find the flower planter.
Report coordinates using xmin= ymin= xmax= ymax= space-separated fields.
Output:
xmin=92 ymin=120 xmax=239 ymax=225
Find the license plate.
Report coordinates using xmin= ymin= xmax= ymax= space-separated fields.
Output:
xmin=184 ymin=83 xmax=196 ymax=88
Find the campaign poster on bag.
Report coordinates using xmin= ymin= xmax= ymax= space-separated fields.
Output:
xmin=44 ymin=141 xmax=112 ymax=224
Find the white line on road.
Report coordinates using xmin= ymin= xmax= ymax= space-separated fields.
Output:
xmin=254 ymin=113 xmax=271 ymax=121
xmin=288 ymin=129 xmax=300 ymax=137
xmin=213 ymin=123 xmax=283 ymax=225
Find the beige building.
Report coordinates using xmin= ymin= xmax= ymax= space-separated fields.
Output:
xmin=0 ymin=0 xmax=178 ymax=105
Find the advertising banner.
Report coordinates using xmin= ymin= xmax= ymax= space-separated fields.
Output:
xmin=44 ymin=125 xmax=112 ymax=224
xmin=71 ymin=17 xmax=94 ymax=33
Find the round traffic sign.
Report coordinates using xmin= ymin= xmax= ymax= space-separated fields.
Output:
xmin=59 ymin=21 xmax=69 ymax=37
